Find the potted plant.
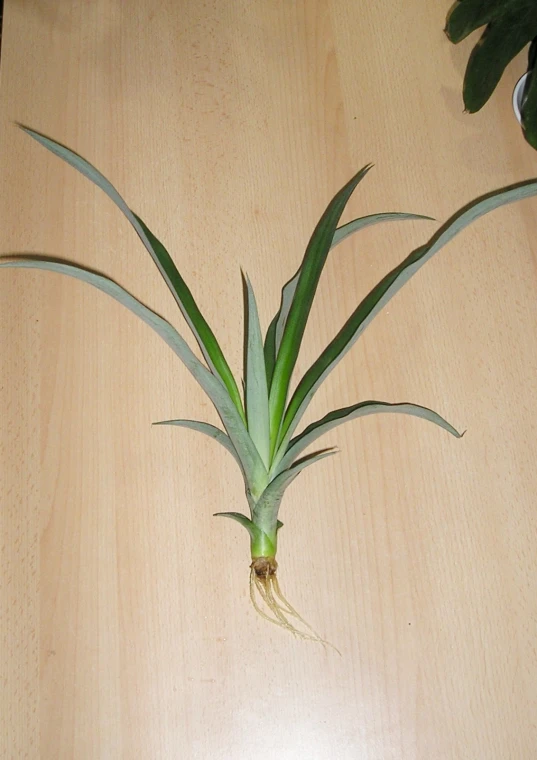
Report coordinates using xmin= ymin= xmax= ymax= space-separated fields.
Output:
xmin=445 ymin=0 xmax=537 ymax=149
xmin=3 ymin=126 xmax=537 ymax=644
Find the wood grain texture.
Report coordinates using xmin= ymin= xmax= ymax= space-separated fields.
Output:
xmin=1 ymin=1 xmax=536 ymax=758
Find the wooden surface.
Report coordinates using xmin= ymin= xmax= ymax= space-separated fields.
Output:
xmin=1 ymin=2 xmax=537 ymax=758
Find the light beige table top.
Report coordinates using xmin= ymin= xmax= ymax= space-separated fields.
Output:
xmin=1 ymin=2 xmax=536 ymax=758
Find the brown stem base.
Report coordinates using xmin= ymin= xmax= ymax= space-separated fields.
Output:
xmin=249 ymin=558 xmax=340 ymax=653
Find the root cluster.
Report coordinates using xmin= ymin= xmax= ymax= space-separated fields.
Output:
xmin=249 ymin=558 xmax=339 ymax=653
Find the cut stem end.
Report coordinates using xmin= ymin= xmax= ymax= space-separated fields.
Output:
xmin=251 ymin=556 xmax=278 ymax=578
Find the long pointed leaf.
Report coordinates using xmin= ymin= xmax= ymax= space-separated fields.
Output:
xmin=249 ymin=448 xmax=337 ymax=537
xmin=1 ymin=257 xmax=266 ymax=493
xmin=263 ymin=212 xmax=432 ymax=386
xmin=267 ymin=166 xmax=373 ymax=449
xmin=256 ymin=448 xmax=338 ymax=517
xmin=19 ymin=125 xmax=245 ymax=421
xmin=264 ymin=315 xmax=277 ymax=387
xmin=274 ymin=401 xmax=463 ymax=474
xmin=277 ymin=178 xmax=537 ymax=450
xmin=263 ymin=212 xmax=432 ymax=388
xmin=214 ymin=512 xmax=283 ymax=558
xmin=152 ymin=418 xmax=244 ymax=472
xmin=331 ymin=212 xmax=434 ymax=249
xmin=213 ymin=512 xmax=264 ymax=542
xmin=244 ymin=275 xmax=270 ymax=466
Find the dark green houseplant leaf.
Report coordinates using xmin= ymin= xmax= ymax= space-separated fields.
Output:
xmin=445 ymin=0 xmax=537 ymax=148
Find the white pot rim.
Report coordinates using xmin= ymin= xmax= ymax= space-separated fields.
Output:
xmin=513 ymin=72 xmax=530 ymax=124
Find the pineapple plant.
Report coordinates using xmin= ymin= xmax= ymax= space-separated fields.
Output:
xmin=3 ymin=125 xmax=537 ymax=643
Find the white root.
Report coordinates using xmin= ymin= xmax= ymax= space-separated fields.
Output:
xmin=249 ymin=566 xmax=340 ymax=654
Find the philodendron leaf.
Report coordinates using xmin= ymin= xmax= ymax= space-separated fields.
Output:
xmin=277 ymin=178 xmax=537 ymax=451
xmin=444 ymin=0 xmax=537 ymax=118
xmin=264 ymin=211 xmax=433 ymax=385
xmin=152 ymin=419 xmax=244 ymax=473
xmin=267 ymin=165 xmax=372 ymax=449
xmin=275 ymin=401 xmax=463 ymax=474
xmin=0 ymin=258 xmax=266 ymax=493
xmin=19 ymin=125 xmax=245 ymax=420
xmin=243 ymin=275 xmax=270 ymax=467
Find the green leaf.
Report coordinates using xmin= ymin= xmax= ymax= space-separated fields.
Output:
xmin=444 ymin=0 xmax=537 ymax=117
xmin=264 ymin=211 xmax=431 ymax=388
xmin=214 ymin=510 xmax=282 ymax=534
xmin=274 ymin=401 xmax=463 ymax=474
xmin=277 ymin=178 xmax=537 ymax=450
xmin=213 ymin=512 xmax=264 ymax=542
xmin=152 ymin=418 xmax=244 ymax=472
xmin=330 ymin=212 xmax=434 ymax=249
xmin=264 ymin=316 xmax=277 ymax=387
xmin=18 ymin=125 xmax=246 ymax=420
xmin=248 ymin=448 xmax=337 ymax=542
xmin=530 ymin=36 xmax=537 ymax=69
xmin=267 ymin=165 xmax=373 ymax=451
xmin=261 ymin=448 xmax=338 ymax=506
xmin=1 ymin=257 xmax=267 ymax=494
xmin=243 ymin=275 xmax=270 ymax=467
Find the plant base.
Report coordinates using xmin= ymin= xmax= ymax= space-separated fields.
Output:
xmin=249 ymin=558 xmax=339 ymax=653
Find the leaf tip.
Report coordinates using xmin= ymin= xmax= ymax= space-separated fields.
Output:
xmin=16 ymin=122 xmax=38 ymax=139
xmin=240 ymin=268 xmax=253 ymax=293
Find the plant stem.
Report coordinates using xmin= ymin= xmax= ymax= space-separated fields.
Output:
xmin=250 ymin=521 xmax=277 ymax=559
xmin=248 ymin=488 xmax=282 ymax=560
